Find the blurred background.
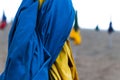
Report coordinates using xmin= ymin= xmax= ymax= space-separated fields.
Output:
xmin=0 ymin=0 xmax=120 ymax=30
xmin=0 ymin=0 xmax=120 ymax=80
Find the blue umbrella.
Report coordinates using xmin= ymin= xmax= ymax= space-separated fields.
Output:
xmin=108 ymin=21 xmax=114 ymax=34
xmin=2 ymin=11 xmax=6 ymax=22
xmin=0 ymin=0 xmax=75 ymax=80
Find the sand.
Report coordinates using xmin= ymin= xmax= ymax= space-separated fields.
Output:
xmin=1 ymin=24 xmax=120 ymax=80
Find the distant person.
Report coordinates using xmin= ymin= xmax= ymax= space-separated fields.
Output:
xmin=0 ymin=0 xmax=79 ymax=80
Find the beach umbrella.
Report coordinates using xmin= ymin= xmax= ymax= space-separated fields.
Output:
xmin=108 ymin=21 xmax=114 ymax=34
xmin=74 ymin=11 xmax=79 ymax=31
xmin=0 ymin=11 xmax=7 ymax=30
xmin=70 ymin=11 xmax=82 ymax=45
xmin=95 ymin=25 xmax=100 ymax=32
xmin=0 ymin=0 xmax=75 ymax=80
xmin=108 ymin=21 xmax=114 ymax=48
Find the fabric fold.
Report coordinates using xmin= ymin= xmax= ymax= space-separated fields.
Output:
xmin=0 ymin=0 xmax=75 ymax=80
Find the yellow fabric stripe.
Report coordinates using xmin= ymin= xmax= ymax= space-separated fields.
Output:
xmin=39 ymin=0 xmax=44 ymax=8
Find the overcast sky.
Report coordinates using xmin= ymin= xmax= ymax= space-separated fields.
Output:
xmin=72 ymin=0 xmax=120 ymax=30
xmin=0 ymin=0 xmax=120 ymax=31
xmin=0 ymin=0 xmax=22 ymax=22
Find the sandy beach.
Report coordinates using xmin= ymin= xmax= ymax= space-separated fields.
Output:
xmin=1 ymin=24 xmax=120 ymax=80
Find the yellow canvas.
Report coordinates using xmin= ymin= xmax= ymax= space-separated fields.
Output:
xmin=49 ymin=40 xmax=79 ymax=80
xmin=70 ymin=28 xmax=82 ymax=45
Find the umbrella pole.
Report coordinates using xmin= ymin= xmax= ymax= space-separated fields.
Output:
xmin=108 ymin=34 xmax=112 ymax=48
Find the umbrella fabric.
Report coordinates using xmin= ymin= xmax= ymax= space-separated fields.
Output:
xmin=95 ymin=25 xmax=100 ymax=32
xmin=69 ymin=28 xmax=82 ymax=45
xmin=0 ymin=12 xmax=7 ymax=30
xmin=0 ymin=22 xmax=6 ymax=29
xmin=74 ymin=11 xmax=79 ymax=31
xmin=49 ymin=40 xmax=79 ymax=80
xmin=108 ymin=21 xmax=114 ymax=34
xmin=69 ymin=11 xmax=82 ymax=45
xmin=1 ymin=11 xmax=6 ymax=22
xmin=0 ymin=0 xmax=75 ymax=80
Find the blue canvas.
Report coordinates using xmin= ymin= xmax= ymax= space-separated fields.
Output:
xmin=0 ymin=0 xmax=75 ymax=80
xmin=2 ymin=12 xmax=6 ymax=22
